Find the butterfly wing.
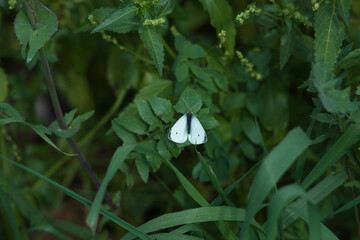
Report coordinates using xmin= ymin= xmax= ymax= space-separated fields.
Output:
xmin=168 ymin=114 xmax=188 ymax=143
xmin=188 ymin=114 xmax=207 ymax=145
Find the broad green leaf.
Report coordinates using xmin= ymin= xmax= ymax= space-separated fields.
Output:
xmin=157 ymin=136 xmax=172 ymax=162
xmin=86 ymin=145 xmax=135 ymax=233
xmin=174 ymin=88 xmax=202 ymax=114
xmin=1 ymin=155 xmax=152 ymax=240
xmin=0 ymin=68 xmax=8 ymax=102
xmin=280 ymin=21 xmax=295 ymax=70
xmin=196 ymin=108 xmax=219 ymax=130
xmin=302 ymin=124 xmax=360 ymax=189
xmin=242 ymin=115 xmax=261 ymax=145
xmin=112 ymin=119 xmax=138 ymax=145
xmin=116 ymin=115 xmax=148 ymax=135
xmin=121 ymin=206 xmax=255 ymax=240
xmin=175 ymin=62 xmax=189 ymax=82
xmin=208 ymin=67 xmax=228 ymax=91
xmin=135 ymin=100 xmax=162 ymax=131
xmin=197 ymin=0 xmax=236 ymax=56
xmin=135 ymin=140 xmax=163 ymax=171
xmin=135 ymin=79 xmax=173 ymax=100
xmin=27 ymin=0 xmax=59 ymax=62
xmin=91 ymin=6 xmax=138 ymax=33
xmin=148 ymin=97 xmax=174 ymax=123
xmin=338 ymin=48 xmax=360 ymax=69
xmin=267 ymin=184 xmax=321 ymax=240
xmin=240 ymin=127 xmax=311 ymax=239
xmin=189 ymin=63 xmax=217 ymax=92
xmin=139 ymin=25 xmax=164 ymax=76
xmin=314 ymin=4 xmax=344 ymax=70
xmin=14 ymin=10 xmax=33 ymax=58
xmin=337 ymin=0 xmax=351 ymax=26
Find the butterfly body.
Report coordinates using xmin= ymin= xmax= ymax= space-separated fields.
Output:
xmin=168 ymin=111 xmax=207 ymax=145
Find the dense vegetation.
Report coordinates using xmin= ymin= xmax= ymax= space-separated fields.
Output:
xmin=1 ymin=0 xmax=360 ymax=239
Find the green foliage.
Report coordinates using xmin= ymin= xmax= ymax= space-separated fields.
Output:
xmin=2 ymin=0 xmax=360 ymax=239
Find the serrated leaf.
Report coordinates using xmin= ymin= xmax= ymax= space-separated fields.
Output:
xmin=280 ymin=21 xmax=295 ymax=69
xmin=135 ymin=100 xmax=162 ymax=131
xmin=27 ymin=0 xmax=59 ymax=62
xmin=337 ymin=0 xmax=351 ymax=26
xmin=112 ymin=119 xmax=138 ymax=145
xmin=314 ymin=4 xmax=344 ymax=70
xmin=135 ymin=155 xmax=150 ymax=182
xmin=207 ymin=68 xmax=228 ymax=91
xmin=148 ymin=97 xmax=174 ymax=123
xmin=135 ymin=140 xmax=163 ymax=171
xmin=174 ymin=88 xmax=202 ymax=114
xmin=0 ymin=68 xmax=8 ymax=102
xmin=139 ymin=25 xmax=164 ymax=76
xmin=135 ymin=79 xmax=173 ymax=100
xmin=91 ymin=6 xmax=138 ymax=33
xmin=338 ymin=49 xmax=360 ymax=69
xmin=116 ymin=115 xmax=148 ymax=135
xmin=196 ymin=108 xmax=219 ymax=130
xmin=14 ymin=10 xmax=33 ymax=59
xmin=157 ymin=136 xmax=172 ymax=161
xmin=197 ymin=0 xmax=235 ymax=56
xmin=189 ymin=63 xmax=216 ymax=92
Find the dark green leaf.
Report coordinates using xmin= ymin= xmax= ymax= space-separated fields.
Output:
xmin=14 ymin=10 xmax=33 ymax=59
xmin=174 ymin=88 xmax=202 ymax=114
xmin=0 ymin=68 xmax=8 ymax=102
xmin=149 ymin=97 xmax=174 ymax=123
xmin=337 ymin=0 xmax=351 ymax=26
xmin=338 ymin=48 xmax=360 ymax=69
xmin=115 ymin=115 xmax=148 ymax=135
xmin=112 ymin=119 xmax=138 ymax=145
xmin=135 ymin=155 xmax=149 ymax=182
xmin=135 ymin=100 xmax=162 ymax=131
xmin=135 ymin=79 xmax=173 ymax=100
xmin=279 ymin=21 xmax=295 ymax=69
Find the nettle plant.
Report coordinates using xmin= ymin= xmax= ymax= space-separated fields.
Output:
xmin=1 ymin=0 xmax=360 ymax=239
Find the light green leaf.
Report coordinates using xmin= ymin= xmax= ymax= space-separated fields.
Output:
xmin=139 ymin=24 xmax=164 ymax=76
xmin=27 ymin=0 xmax=59 ymax=62
xmin=197 ymin=0 xmax=236 ymax=56
xmin=148 ymin=97 xmax=174 ymax=123
xmin=14 ymin=10 xmax=33 ymax=58
xmin=174 ymin=88 xmax=202 ymax=114
xmin=116 ymin=115 xmax=148 ymax=135
xmin=135 ymin=79 xmax=173 ymax=100
xmin=86 ymin=145 xmax=135 ymax=233
xmin=240 ymin=127 xmax=311 ymax=239
xmin=280 ymin=21 xmax=295 ymax=69
xmin=338 ymin=48 xmax=360 ymax=69
xmin=135 ymin=155 xmax=150 ymax=182
xmin=337 ymin=0 xmax=351 ymax=26
xmin=91 ymin=6 xmax=138 ymax=33
xmin=135 ymin=100 xmax=162 ymax=131
xmin=314 ymin=4 xmax=344 ymax=70
xmin=0 ymin=68 xmax=8 ymax=102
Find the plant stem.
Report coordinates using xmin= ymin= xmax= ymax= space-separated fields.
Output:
xmin=23 ymin=0 xmax=116 ymax=210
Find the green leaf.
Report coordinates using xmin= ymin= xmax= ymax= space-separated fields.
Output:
xmin=0 ymin=186 xmax=22 ymax=240
xmin=26 ymin=0 xmax=59 ymax=62
xmin=314 ymin=4 xmax=344 ymax=70
xmin=240 ymin=127 xmax=311 ymax=239
xmin=86 ymin=145 xmax=135 ymax=233
xmin=135 ymin=100 xmax=162 ymax=131
xmin=174 ymin=88 xmax=202 ymax=114
xmin=135 ymin=79 xmax=173 ymax=100
xmin=196 ymin=108 xmax=219 ymax=130
xmin=116 ymin=115 xmax=148 ymax=135
xmin=136 ymin=140 xmax=163 ymax=171
xmin=91 ymin=6 xmax=138 ymax=33
xmin=175 ymin=62 xmax=189 ymax=82
xmin=310 ymin=113 xmax=337 ymax=124
xmin=197 ymin=0 xmax=236 ymax=56
xmin=223 ymin=93 xmax=246 ymax=112
xmin=338 ymin=48 xmax=360 ymax=69
xmin=112 ymin=119 xmax=138 ymax=145
xmin=157 ymin=136 xmax=172 ymax=162
xmin=242 ymin=115 xmax=261 ymax=145
xmin=0 ymin=68 xmax=8 ymax=102
xmin=121 ymin=206 xmax=254 ymax=240
xmin=139 ymin=24 xmax=164 ymax=76
xmin=14 ymin=10 xmax=33 ymax=59
xmin=279 ymin=21 xmax=295 ymax=69
xmin=189 ymin=63 xmax=217 ymax=92
xmin=135 ymin=155 xmax=149 ymax=182
xmin=267 ymin=184 xmax=321 ymax=240
xmin=337 ymin=0 xmax=351 ymax=26
xmin=148 ymin=97 xmax=174 ymax=123
xmin=302 ymin=124 xmax=360 ymax=189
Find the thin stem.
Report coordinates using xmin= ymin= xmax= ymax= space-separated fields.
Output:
xmin=23 ymin=0 xmax=116 ymax=210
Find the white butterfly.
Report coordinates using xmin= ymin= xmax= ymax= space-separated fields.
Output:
xmin=168 ymin=111 xmax=207 ymax=145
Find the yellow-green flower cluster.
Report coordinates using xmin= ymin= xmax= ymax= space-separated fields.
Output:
xmin=137 ymin=0 xmax=162 ymax=8
xmin=293 ymin=12 xmax=312 ymax=28
xmin=143 ymin=18 xmax=165 ymax=26
xmin=88 ymin=14 xmax=124 ymax=50
xmin=217 ymin=30 xmax=226 ymax=49
xmin=236 ymin=3 xmax=261 ymax=24
xmin=8 ymin=0 xmax=16 ymax=10
xmin=236 ymin=51 xmax=262 ymax=80
xmin=312 ymin=0 xmax=319 ymax=11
